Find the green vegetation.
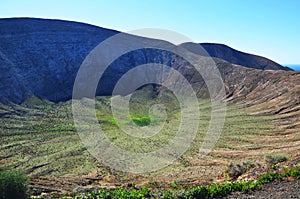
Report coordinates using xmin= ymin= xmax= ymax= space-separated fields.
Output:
xmin=0 ymin=170 xmax=28 ymax=199
xmin=132 ymin=116 xmax=151 ymax=126
xmin=170 ymin=180 xmax=179 ymax=189
xmin=0 ymin=86 xmax=288 ymax=198
xmin=32 ymin=167 xmax=300 ymax=198
xmin=265 ymin=154 xmax=289 ymax=168
xmin=258 ymin=167 xmax=300 ymax=184
xmin=108 ymin=118 xmax=117 ymax=125
xmin=33 ymin=181 xmax=260 ymax=198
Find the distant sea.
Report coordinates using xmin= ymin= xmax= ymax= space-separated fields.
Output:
xmin=285 ymin=64 xmax=300 ymax=71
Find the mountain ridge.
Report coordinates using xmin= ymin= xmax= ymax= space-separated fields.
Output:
xmin=1 ymin=17 xmax=300 ymax=195
xmin=180 ymin=42 xmax=292 ymax=71
xmin=0 ymin=17 xmax=296 ymax=104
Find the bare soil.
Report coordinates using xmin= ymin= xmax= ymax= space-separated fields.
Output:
xmin=225 ymin=178 xmax=300 ymax=199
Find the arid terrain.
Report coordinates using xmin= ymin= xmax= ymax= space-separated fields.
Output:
xmin=0 ymin=18 xmax=300 ymax=198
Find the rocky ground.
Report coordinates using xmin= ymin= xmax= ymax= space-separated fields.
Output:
xmin=225 ymin=178 xmax=300 ymax=199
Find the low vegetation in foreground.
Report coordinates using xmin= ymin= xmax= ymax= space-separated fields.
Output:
xmin=26 ymin=166 xmax=299 ymax=198
xmin=0 ymin=170 xmax=28 ymax=199
xmin=1 ymin=166 xmax=299 ymax=199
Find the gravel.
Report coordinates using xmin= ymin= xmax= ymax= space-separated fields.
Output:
xmin=225 ymin=179 xmax=300 ymax=199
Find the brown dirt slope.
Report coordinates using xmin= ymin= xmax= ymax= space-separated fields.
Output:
xmin=221 ymin=62 xmax=300 ymax=132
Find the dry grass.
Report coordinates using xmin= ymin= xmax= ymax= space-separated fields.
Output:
xmin=0 ymin=91 xmax=299 ymax=191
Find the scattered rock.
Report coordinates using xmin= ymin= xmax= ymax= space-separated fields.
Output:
xmin=72 ymin=186 xmax=100 ymax=193
xmin=29 ymin=185 xmax=62 ymax=196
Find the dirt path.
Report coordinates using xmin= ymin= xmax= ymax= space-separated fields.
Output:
xmin=225 ymin=179 xmax=300 ymax=199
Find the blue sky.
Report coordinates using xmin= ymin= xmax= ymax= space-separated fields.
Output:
xmin=1 ymin=0 xmax=299 ymax=64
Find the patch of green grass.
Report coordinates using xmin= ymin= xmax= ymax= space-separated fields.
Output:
xmin=108 ymin=118 xmax=117 ymax=125
xmin=132 ymin=116 xmax=151 ymax=126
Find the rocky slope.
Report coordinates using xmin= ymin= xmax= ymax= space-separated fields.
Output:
xmin=0 ymin=18 xmax=118 ymax=103
xmin=168 ymin=56 xmax=300 ymax=132
xmin=180 ymin=42 xmax=291 ymax=71
xmin=1 ymin=18 xmax=300 ymax=196
xmin=0 ymin=18 xmax=299 ymax=130
xmin=217 ymin=61 xmax=300 ymax=133
xmin=0 ymin=17 xmax=294 ymax=104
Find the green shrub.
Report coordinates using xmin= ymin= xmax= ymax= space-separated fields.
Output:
xmin=208 ymin=183 xmax=231 ymax=197
xmin=282 ymin=167 xmax=300 ymax=178
xmin=257 ymin=168 xmax=300 ymax=184
xmin=265 ymin=154 xmax=289 ymax=167
xmin=289 ymin=169 xmax=300 ymax=178
xmin=0 ymin=170 xmax=28 ymax=199
xmin=108 ymin=118 xmax=117 ymax=125
xmin=158 ymin=190 xmax=176 ymax=199
xmin=132 ymin=116 xmax=151 ymax=126
xmin=147 ymin=181 xmax=159 ymax=188
xmin=207 ymin=181 xmax=260 ymax=197
xmin=186 ymin=186 xmax=208 ymax=198
xmin=112 ymin=187 xmax=151 ymax=199
xmin=86 ymin=189 xmax=112 ymax=199
xmin=240 ymin=181 xmax=261 ymax=193
xmin=170 ymin=180 xmax=179 ymax=189
xmin=258 ymin=172 xmax=282 ymax=184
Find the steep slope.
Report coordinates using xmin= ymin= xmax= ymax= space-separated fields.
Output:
xmin=0 ymin=51 xmax=28 ymax=103
xmin=0 ymin=17 xmax=293 ymax=104
xmin=1 ymin=18 xmax=300 ymax=194
xmin=0 ymin=18 xmax=299 ymax=128
xmin=180 ymin=42 xmax=292 ymax=71
xmin=156 ymin=48 xmax=299 ymax=132
xmin=0 ymin=18 xmax=181 ymax=103
xmin=0 ymin=18 xmax=118 ymax=103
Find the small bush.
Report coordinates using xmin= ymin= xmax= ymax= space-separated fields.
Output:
xmin=186 ymin=186 xmax=208 ymax=198
xmin=208 ymin=181 xmax=260 ymax=197
xmin=289 ymin=169 xmax=300 ymax=178
xmin=147 ymin=181 xmax=159 ymax=188
xmin=0 ymin=170 xmax=28 ymax=199
xmin=240 ymin=181 xmax=261 ymax=193
xmin=170 ymin=180 xmax=178 ymax=189
xmin=265 ymin=154 xmax=289 ymax=167
xmin=158 ymin=190 xmax=176 ymax=199
xmin=282 ymin=167 xmax=300 ymax=179
xmin=258 ymin=172 xmax=282 ymax=184
xmin=209 ymin=183 xmax=231 ymax=197
xmin=112 ymin=187 xmax=151 ymax=199
xmin=225 ymin=161 xmax=256 ymax=179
